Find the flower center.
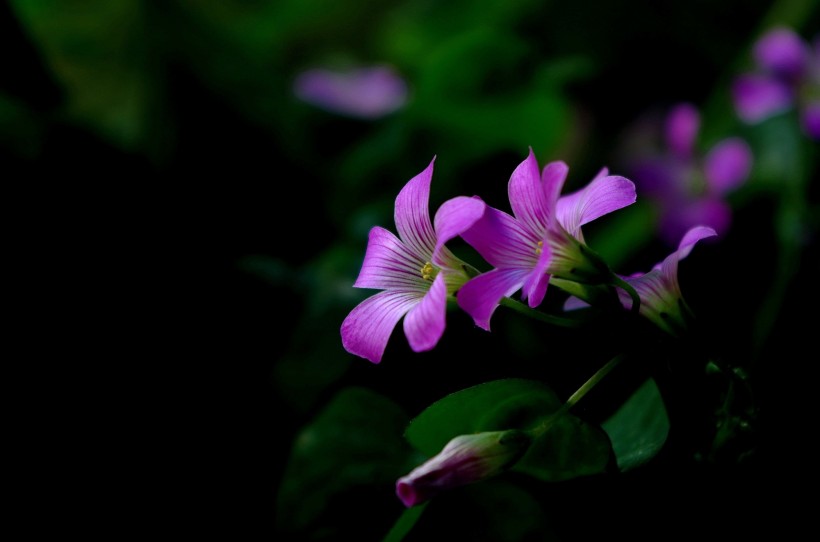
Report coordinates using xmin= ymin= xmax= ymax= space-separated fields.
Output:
xmin=420 ymin=262 xmax=437 ymax=281
xmin=535 ymin=240 xmax=544 ymax=256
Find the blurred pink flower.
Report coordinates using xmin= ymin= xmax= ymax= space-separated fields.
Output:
xmin=732 ymin=26 xmax=820 ymax=139
xmin=293 ymin=64 xmax=408 ymax=119
xmin=628 ymin=103 xmax=752 ymax=246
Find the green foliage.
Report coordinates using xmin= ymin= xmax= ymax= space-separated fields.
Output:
xmin=11 ymin=0 xmax=156 ymax=151
xmin=277 ymin=387 xmax=415 ymax=538
xmin=601 ymin=378 xmax=670 ymax=471
xmin=405 ymin=379 xmax=611 ymax=483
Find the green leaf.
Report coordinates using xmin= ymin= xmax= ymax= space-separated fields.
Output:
xmin=405 ymin=379 xmax=559 ymax=453
xmin=382 ymin=503 xmax=428 ymax=542
xmin=601 ymin=378 xmax=670 ymax=472
xmin=405 ymin=379 xmax=611 ymax=482
xmin=513 ymin=414 xmax=612 ymax=482
xmin=277 ymin=387 xmax=416 ymax=538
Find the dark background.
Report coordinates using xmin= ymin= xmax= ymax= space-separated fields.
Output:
xmin=3 ymin=1 xmax=817 ymax=539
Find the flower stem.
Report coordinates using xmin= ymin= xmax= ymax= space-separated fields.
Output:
xmin=499 ymin=297 xmax=581 ymax=328
xmin=565 ymin=353 xmax=625 ymax=409
xmin=610 ymin=275 xmax=641 ymax=314
xmin=530 ymin=354 xmax=626 ymax=437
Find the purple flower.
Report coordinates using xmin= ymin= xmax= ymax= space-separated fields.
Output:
xmin=456 ymin=149 xmax=636 ymax=330
xmin=293 ymin=64 xmax=408 ymax=119
xmin=396 ymin=430 xmax=530 ymax=507
xmin=618 ymin=226 xmax=717 ymax=336
xmin=732 ymin=26 xmax=820 ymax=139
xmin=340 ymin=158 xmax=485 ymax=363
xmin=629 ymin=103 xmax=752 ymax=245
xmin=564 ymin=226 xmax=716 ymax=335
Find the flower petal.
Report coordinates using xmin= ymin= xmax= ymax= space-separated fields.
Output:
xmin=556 ymin=175 xmax=637 ymax=238
xmin=703 ymin=138 xmax=753 ymax=194
xmin=521 ymin=242 xmax=551 ymax=308
xmin=659 ymin=225 xmax=717 ymax=280
xmin=341 ymin=290 xmax=421 ymax=363
xmin=664 ymin=103 xmax=700 ymax=158
xmin=564 ymin=296 xmax=590 ymax=311
xmin=395 ymin=158 xmax=438 ymax=259
xmin=354 ymin=226 xmax=427 ymax=291
xmin=432 ymin=196 xmax=486 ymax=267
xmin=619 ymin=270 xmax=667 ymax=311
xmin=732 ymin=74 xmax=793 ymax=123
xmin=541 ymin=160 xmax=569 ymax=213
xmin=753 ymin=26 xmax=809 ymax=79
xmin=508 ymin=148 xmax=550 ymax=236
xmin=460 ymin=205 xmax=538 ymax=268
xmin=403 ymin=273 xmax=447 ymax=352
xmin=457 ymin=268 xmax=530 ymax=331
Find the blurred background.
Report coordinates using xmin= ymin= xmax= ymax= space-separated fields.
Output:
xmin=4 ymin=1 xmax=817 ymax=540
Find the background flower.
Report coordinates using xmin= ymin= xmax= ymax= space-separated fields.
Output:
xmin=625 ymin=103 xmax=752 ymax=246
xmin=732 ymin=26 xmax=820 ymax=139
xmin=293 ymin=64 xmax=409 ymax=119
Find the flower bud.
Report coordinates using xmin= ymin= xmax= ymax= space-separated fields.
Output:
xmin=396 ymin=430 xmax=531 ymax=507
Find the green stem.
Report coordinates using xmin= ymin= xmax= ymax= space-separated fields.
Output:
xmin=530 ymin=354 xmax=626 ymax=437
xmin=499 ymin=297 xmax=581 ymax=328
xmin=565 ymin=353 xmax=625 ymax=409
xmin=610 ymin=275 xmax=641 ymax=314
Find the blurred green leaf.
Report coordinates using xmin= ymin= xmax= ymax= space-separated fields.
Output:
xmin=601 ymin=378 xmax=669 ymax=472
xmin=584 ymin=200 xmax=657 ymax=270
xmin=239 ymin=246 xmax=366 ymax=414
xmin=0 ymin=94 xmax=43 ymax=157
xmin=277 ymin=387 xmax=415 ymax=537
xmin=407 ymin=29 xmax=572 ymax=161
xmin=10 ymin=0 xmax=157 ymax=151
xmin=405 ymin=379 xmax=611 ymax=483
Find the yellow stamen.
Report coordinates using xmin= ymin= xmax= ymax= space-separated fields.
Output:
xmin=535 ymin=240 xmax=544 ymax=255
xmin=421 ymin=262 xmax=436 ymax=281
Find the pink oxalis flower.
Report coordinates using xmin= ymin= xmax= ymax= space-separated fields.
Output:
xmin=732 ymin=26 xmax=820 ymax=139
xmin=566 ymin=225 xmax=717 ymax=336
xmin=616 ymin=225 xmax=717 ymax=336
xmin=396 ymin=430 xmax=530 ymax=508
xmin=341 ymin=158 xmax=485 ymax=363
xmin=456 ymin=149 xmax=636 ymax=330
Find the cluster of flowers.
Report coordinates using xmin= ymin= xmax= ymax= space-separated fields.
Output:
xmin=341 ymin=150 xmax=713 ymax=365
xmin=340 ymin=149 xmax=715 ymax=505
xmin=335 ymin=24 xmax=815 ymax=510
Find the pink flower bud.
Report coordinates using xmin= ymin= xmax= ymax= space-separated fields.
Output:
xmin=396 ymin=430 xmax=530 ymax=507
